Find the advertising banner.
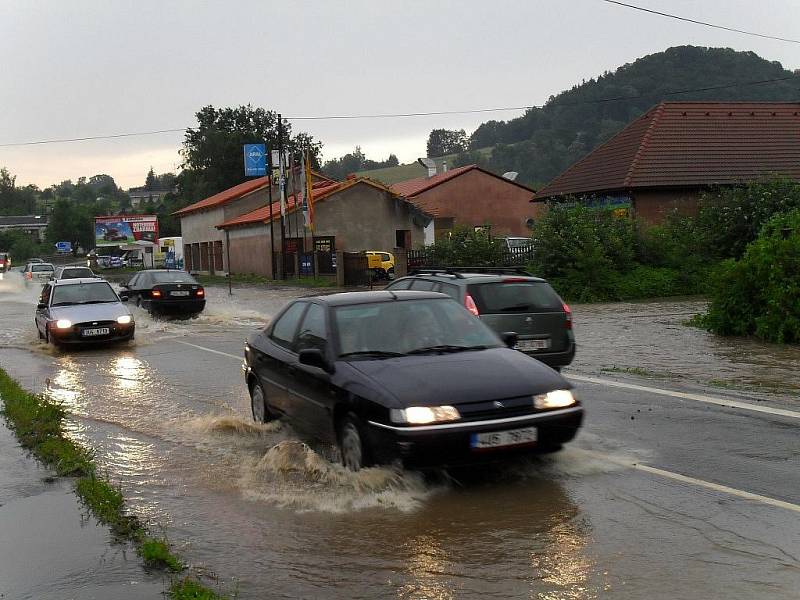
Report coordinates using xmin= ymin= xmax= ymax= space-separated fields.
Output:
xmin=95 ymin=215 xmax=158 ymax=247
xmin=244 ymin=143 xmax=267 ymax=177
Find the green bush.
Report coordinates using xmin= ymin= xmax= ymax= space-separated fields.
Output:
xmin=696 ymin=177 xmax=800 ymax=259
xmin=425 ymin=226 xmax=508 ymax=266
xmin=697 ymin=209 xmax=800 ymax=343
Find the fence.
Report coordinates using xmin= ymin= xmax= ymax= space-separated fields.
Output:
xmin=406 ymin=245 xmax=534 ymax=268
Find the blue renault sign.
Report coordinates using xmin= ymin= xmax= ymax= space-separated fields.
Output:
xmin=55 ymin=241 xmax=72 ymax=253
xmin=243 ymin=144 xmax=267 ymax=177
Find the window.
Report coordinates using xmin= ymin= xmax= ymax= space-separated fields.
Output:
xmin=380 ymin=253 xmax=391 ymax=261
xmin=40 ymin=285 xmax=52 ymax=305
xmin=151 ymin=271 xmax=197 ymax=284
xmin=296 ymin=303 xmax=327 ymax=353
xmin=410 ymin=279 xmax=436 ymax=291
xmin=437 ymin=283 xmax=460 ymax=300
xmin=127 ymin=274 xmax=140 ymax=288
xmin=270 ymin=302 xmax=307 ymax=349
xmin=469 ymin=281 xmax=563 ymax=313
xmin=387 ymin=278 xmax=412 ymax=290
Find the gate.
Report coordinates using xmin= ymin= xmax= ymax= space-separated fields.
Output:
xmin=342 ymin=252 xmax=370 ymax=287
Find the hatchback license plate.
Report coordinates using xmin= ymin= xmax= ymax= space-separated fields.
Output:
xmin=517 ymin=339 xmax=550 ymax=351
xmin=471 ymin=426 xmax=538 ymax=449
xmin=170 ymin=291 xmax=190 ymax=297
xmin=82 ymin=327 xmax=110 ymax=337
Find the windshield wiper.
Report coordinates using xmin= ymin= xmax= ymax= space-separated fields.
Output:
xmin=407 ymin=344 xmax=489 ymax=355
xmin=78 ymin=300 xmax=117 ymax=304
xmin=339 ymin=350 xmax=407 ymax=359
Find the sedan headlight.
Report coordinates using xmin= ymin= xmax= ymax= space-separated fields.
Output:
xmin=55 ymin=319 xmax=72 ymax=330
xmin=116 ymin=315 xmax=132 ymax=325
xmin=534 ymin=389 xmax=576 ymax=410
xmin=390 ymin=405 xmax=460 ymax=424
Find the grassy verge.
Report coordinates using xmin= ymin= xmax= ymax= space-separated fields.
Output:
xmin=0 ymin=367 xmax=226 ymax=598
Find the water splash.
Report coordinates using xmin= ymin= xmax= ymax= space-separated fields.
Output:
xmin=186 ymin=414 xmax=282 ymax=436
xmin=239 ymin=440 xmax=444 ymax=513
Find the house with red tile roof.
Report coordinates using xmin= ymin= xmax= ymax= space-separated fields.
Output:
xmin=173 ymin=171 xmax=333 ymax=274
xmin=177 ymin=175 xmax=430 ymax=278
xmin=533 ymin=102 xmax=800 ymax=223
xmin=390 ymin=165 xmax=540 ymax=239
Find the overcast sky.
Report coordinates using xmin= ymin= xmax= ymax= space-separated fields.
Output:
xmin=1 ymin=0 xmax=798 ymax=190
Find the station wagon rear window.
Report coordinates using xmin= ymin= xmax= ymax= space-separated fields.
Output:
xmin=469 ymin=281 xmax=562 ymax=313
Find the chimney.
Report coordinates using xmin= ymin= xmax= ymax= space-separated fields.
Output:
xmin=418 ymin=157 xmax=437 ymax=178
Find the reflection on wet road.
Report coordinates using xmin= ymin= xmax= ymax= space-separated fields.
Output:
xmin=1 ymin=272 xmax=798 ymax=599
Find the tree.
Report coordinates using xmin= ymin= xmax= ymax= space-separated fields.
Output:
xmin=145 ymin=168 xmax=157 ymax=191
xmin=426 ymin=129 xmax=467 ymax=157
xmin=321 ymin=147 xmax=399 ymax=180
xmin=178 ymin=105 xmax=323 ymax=205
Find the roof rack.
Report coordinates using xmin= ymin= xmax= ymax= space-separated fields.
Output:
xmin=409 ymin=266 xmax=535 ymax=277
xmin=408 ymin=267 xmax=466 ymax=279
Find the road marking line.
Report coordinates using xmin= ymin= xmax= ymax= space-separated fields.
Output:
xmin=572 ymin=448 xmax=800 ymax=514
xmin=174 ymin=340 xmax=241 ymax=361
xmin=567 ymin=373 xmax=800 ymax=420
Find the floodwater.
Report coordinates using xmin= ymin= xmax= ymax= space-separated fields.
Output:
xmin=1 ymin=271 xmax=798 ymax=599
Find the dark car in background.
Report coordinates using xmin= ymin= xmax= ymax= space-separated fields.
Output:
xmin=386 ymin=268 xmax=575 ymax=370
xmin=52 ymin=266 xmax=97 ymax=281
xmin=120 ymin=269 xmax=205 ymax=315
xmin=243 ymin=291 xmax=583 ymax=471
xmin=35 ymin=278 xmax=134 ymax=347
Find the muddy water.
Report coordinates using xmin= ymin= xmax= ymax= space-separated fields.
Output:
xmin=570 ymin=298 xmax=800 ymax=399
xmin=2 ymin=274 xmax=798 ymax=598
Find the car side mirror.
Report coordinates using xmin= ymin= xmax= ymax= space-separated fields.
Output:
xmin=500 ymin=331 xmax=518 ymax=348
xmin=298 ymin=348 xmax=333 ymax=373
xmin=119 ymin=292 xmax=129 ymax=302
xmin=37 ymin=302 xmax=46 ymax=310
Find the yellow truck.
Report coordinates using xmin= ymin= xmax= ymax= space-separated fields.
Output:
xmin=366 ymin=251 xmax=395 ymax=280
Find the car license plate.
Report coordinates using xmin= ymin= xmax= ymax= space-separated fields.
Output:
xmin=81 ymin=327 xmax=110 ymax=337
xmin=516 ymin=339 xmax=550 ymax=351
xmin=471 ymin=426 xmax=538 ymax=449
xmin=170 ymin=290 xmax=190 ymax=296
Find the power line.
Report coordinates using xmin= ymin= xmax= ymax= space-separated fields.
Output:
xmin=602 ymin=0 xmax=800 ymax=44
xmin=0 ymin=73 xmax=798 ymax=148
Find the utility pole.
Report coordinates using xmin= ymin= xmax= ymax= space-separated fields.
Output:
xmin=277 ymin=113 xmax=286 ymax=280
xmin=267 ymin=147 xmax=275 ymax=279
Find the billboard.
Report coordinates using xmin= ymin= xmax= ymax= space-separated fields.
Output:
xmin=95 ymin=215 xmax=158 ymax=247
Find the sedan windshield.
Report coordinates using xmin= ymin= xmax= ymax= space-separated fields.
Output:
xmin=51 ymin=282 xmax=119 ymax=306
xmin=335 ymin=298 xmax=501 ymax=358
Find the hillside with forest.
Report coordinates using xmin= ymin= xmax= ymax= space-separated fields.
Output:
xmin=442 ymin=46 xmax=800 ymax=187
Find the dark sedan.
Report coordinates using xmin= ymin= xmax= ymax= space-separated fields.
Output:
xmin=120 ymin=270 xmax=205 ymax=315
xmin=243 ymin=291 xmax=583 ymax=470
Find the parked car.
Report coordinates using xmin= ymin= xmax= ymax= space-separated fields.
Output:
xmin=0 ymin=252 xmax=10 ymax=273
xmin=385 ymin=268 xmax=575 ymax=370
xmin=35 ymin=278 xmax=134 ymax=346
xmin=366 ymin=251 xmax=395 ymax=280
xmin=23 ymin=262 xmax=55 ymax=284
xmin=120 ymin=269 xmax=205 ymax=315
xmin=52 ymin=266 xmax=97 ymax=281
xmin=243 ymin=291 xmax=583 ymax=471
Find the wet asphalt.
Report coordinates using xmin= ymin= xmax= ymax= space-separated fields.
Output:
xmin=0 ymin=272 xmax=798 ymax=599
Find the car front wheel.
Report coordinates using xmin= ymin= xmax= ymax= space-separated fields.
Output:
xmin=338 ymin=413 xmax=372 ymax=471
xmin=250 ymin=379 xmax=272 ymax=423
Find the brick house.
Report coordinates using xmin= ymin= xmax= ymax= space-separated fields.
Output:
xmin=391 ymin=164 xmax=540 ymax=239
xmin=533 ymin=102 xmax=800 ymax=223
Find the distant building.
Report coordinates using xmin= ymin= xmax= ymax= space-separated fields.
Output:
xmin=0 ymin=215 xmax=48 ymax=242
xmin=128 ymin=188 xmax=171 ymax=209
xmin=533 ymin=102 xmax=800 ymax=223
xmin=390 ymin=164 xmax=540 ymax=240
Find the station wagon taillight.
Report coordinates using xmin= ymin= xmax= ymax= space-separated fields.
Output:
xmin=465 ymin=294 xmax=480 ymax=316
xmin=196 ymin=287 xmax=205 ymax=297
xmin=563 ymin=302 xmax=572 ymax=329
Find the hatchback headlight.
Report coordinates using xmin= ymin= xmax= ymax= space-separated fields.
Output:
xmin=390 ymin=405 xmax=460 ymax=424
xmin=55 ymin=319 xmax=72 ymax=329
xmin=116 ymin=315 xmax=132 ymax=325
xmin=534 ymin=389 xmax=576 ymax=409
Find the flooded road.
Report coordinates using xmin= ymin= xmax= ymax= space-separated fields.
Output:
xmin=1 ymin=272 xmax=798 ymax=599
